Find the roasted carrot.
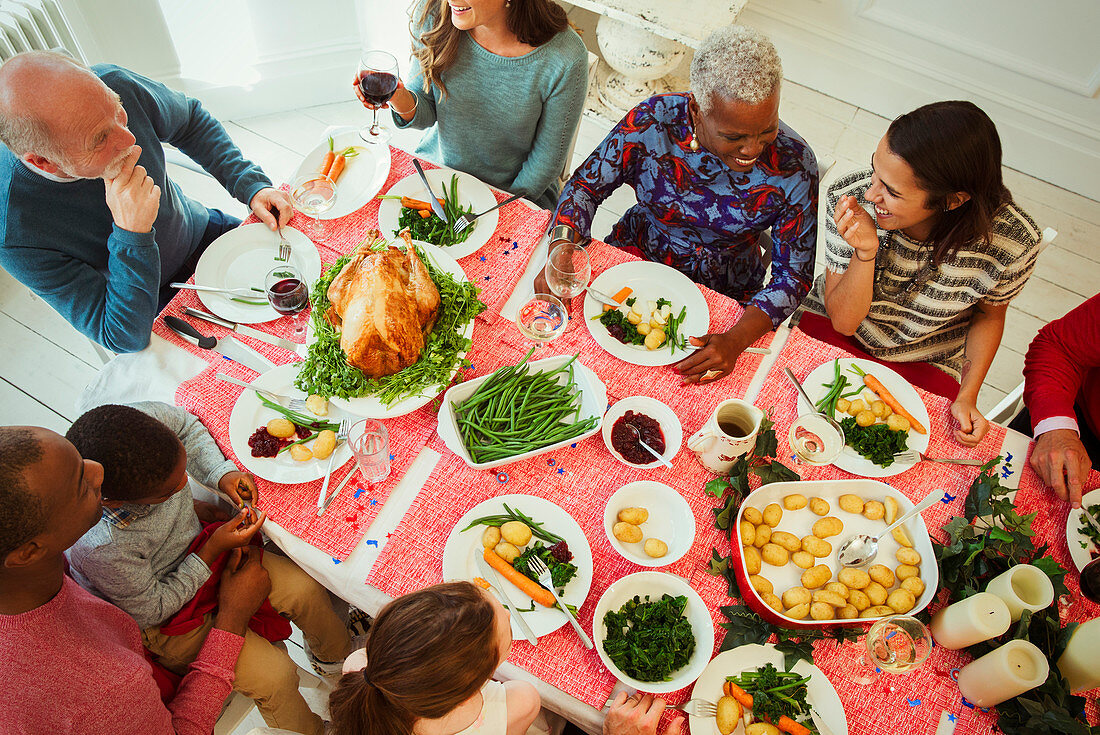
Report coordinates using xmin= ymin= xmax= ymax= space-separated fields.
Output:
xmin=327 ymin=146 xmax=359 ymax=184
xmin=418 ymin=209 xmax=432 ymax=218
xmin=851 ymin=364 xmax=927 ymax=435
xmin=722 ymin=680 xmax=811 ymax=735
xmin=319 ymin=137 xmax=335 ymax=176
xmin=612 ymin=286 xmax=633 ymax=303
xmin=483 ymin=548 xmax=555 ymax=607
xmin=400 ymin=195 xmax=445 ymax=211
xmin=472 ymin=577 xmax=490 ymax=590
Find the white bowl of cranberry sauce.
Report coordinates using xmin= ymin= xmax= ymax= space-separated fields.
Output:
xmin=601 ymin=396 xmax=683 ymax=469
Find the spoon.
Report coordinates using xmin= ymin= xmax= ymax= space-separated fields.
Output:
xmin=624 ymin=423 xmax=672 ymax=468
xmin=836 ymin=488 xmax=945 ymax=566
xmin=783 ymin=368 xmax=844 ymax=435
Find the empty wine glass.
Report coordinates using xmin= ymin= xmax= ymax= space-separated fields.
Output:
xmin=357 ymin=50 xmax=399 ymax=144
xmin=843 ymin=614 xmax=932 ymax=687
xmin=264 ymin=265 xmax=309 ymax=335
xmin=290 ymin=173 xmax=336 ymax=241
xmin=546 ymin=241 xmax=590 ymax=301
xmin=516 ymin=293 xmax=568 ymax=346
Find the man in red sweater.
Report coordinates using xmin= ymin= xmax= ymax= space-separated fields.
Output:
xmin=1020 ymin=293 xmax=1100 ymax=507
xmin=0 ymin=426 xmax=270 ymax=735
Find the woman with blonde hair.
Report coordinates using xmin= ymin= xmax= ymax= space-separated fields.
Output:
xmin=357 ymin=0 xmax=588 ymax=210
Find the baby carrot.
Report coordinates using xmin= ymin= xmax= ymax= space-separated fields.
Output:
xmin=401 ymin=196 xmax=445 ymax=211
xmin=483 ymin=548 xmax=556 ymax=607
xmin=612 ymin=286 xmax=633 ymax=303
xmin=319 ymin=137 xmax=335 ymax=176
xmin=851 ymin=365 xmax=927 ymax=434
xmin=418 ymin=209 xmax=431 ymax=218
xmin=472 ymin=577 xmax=490 ymax=590
xmin=722 ymin=680 xmax=810 ymax=735
xmin=327 ymin=146 xmax=359 ymax=184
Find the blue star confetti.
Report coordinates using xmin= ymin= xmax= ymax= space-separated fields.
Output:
xmin=906 ymin=698 xmax=921 ymax=707
xmin=365 ymin=540 xmax=379 ymax=548
xmin=389 ymin=453 xmax=396 ymax=461
xmin=479 ymin=255 xmax=487 ymax=262
xmin=484 ymin=275 xmax=491 ymax=281
xmin=369 ymin=498 xmax=378 ymax=506
xmin=948 ymin=714 xmax=957 ymax=723
xmin=332 ymin=558 xmax=341 ymax=564
xmin=1005 ymin=451 xmax=1013 ymax=463
xmin=556 ymin=468 xmax=565 ymax=475
xmin=512 ymin=241 xmax=519 ymax=249
xmin=941 ymin=492 xmax=956 ymax=503
xmin=570 ymin=443 xmax=578 ymax=448
xmin=354 ymin=487 xmax=365 ymax=499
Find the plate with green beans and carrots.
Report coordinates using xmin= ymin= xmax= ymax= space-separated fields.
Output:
xmin=376 ymin=166 xmax=499 ymax=259
xmin=291 ymin=130 xmax=391 ymax=219
xmin=800 ymin=358 xmax=930 ymax=477
xmin=442 ymin=494 xmax=593 ymax=639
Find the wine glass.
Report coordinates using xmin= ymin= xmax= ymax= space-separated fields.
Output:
xmin=516 ymin=293 xmax=568 ymax=346
xmin=546 ymin=241 xmax=591 ymax=302
xmin=290 ymin=173 xmax=336 ymax=241
xmin=357 ymin=50 xmax=400 ymax=144
xmin=841 ymin=614 xmax=933 ymax=689
xmin=265 ymin=265 xmax=309 ymax=335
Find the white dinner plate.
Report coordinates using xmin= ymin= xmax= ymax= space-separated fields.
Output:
xmin=1066 ymin=488 xmax=1100 ymax=571
xmin=192 ymin=223 xmax=321 ymax=325
xmin=322 ymin=241 xmax=474 ymax=419
xmin=800 ymin=358 xmax=931 ymax=477
xmin=442 ymin=494 xmax=593 ymax=639
xmin=290 ymin=130 xmax=391 ymax=219
xmin=227 ymin=364 xmax=354 ymax=484
xmin=377 ymin=167 xmax=499 ymax=260
xmin=688 ymin=644 xmax=848 ymax=735
xmin=583 ymin=261 xmax=710 ymax=367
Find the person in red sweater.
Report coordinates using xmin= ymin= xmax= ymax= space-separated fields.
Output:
xmin=1019 ymin=293 xmax=1100 ymax=507
xmin=0 ymin=425 xmax=271 ymax=735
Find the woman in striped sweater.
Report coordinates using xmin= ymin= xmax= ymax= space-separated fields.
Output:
xmin=801 ymin=101 xmax=1042 ymax=447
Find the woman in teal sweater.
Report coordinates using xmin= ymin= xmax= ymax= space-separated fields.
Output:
xmin=357 ymin=0 xmax=588 ymax=210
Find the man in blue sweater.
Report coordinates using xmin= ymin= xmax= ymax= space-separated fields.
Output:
xmin=0 ymin=51 xmax=292 ymax=353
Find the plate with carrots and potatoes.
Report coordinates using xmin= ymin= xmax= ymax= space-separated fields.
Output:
xmin=292 ymin=130 xmax=391 ymax=219
xmin=442 ymin=494 xmax=593 ymax=640
xmin=800 ymin=358 xmax=930 ymax=478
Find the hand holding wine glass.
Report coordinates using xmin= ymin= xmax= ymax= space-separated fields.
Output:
xmin=356 ymin=50 xmax=400 ymax=144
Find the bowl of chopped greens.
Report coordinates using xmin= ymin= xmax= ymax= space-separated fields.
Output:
xmin=1067 ymin=488 xmax=1100 ymax=572
xmin=593 ymin=571 xmax=714 ymax=693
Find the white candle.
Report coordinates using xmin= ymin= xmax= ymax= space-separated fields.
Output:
xmin=1057 ymin=617 xmax=1100 ymax=692
xmin=985 ymin=564 xmax=1055 ymax=622
xmin=930 ymin=592 xmax=1011 ymax=649
xmin=957 ymin=640 xmax=1049 ymax=707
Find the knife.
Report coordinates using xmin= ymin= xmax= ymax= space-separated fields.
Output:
xmin=475 ymin=551 xmax=538 ymax=645
xmin=163 ymin=316 xmax=276 ymax=374
xmin=586 ymin=287 xmax=623 ymax=308
xmin=412 ymin=159 xmax=450 ymax=223
xmin=184 ymin=307 xmax=305 ymax=356
xmin=1081 ymin=508 xmax=1100 ymax=539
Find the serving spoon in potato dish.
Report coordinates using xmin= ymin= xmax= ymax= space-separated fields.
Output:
xmin=837 ymin=488 xmax=944 ymax=566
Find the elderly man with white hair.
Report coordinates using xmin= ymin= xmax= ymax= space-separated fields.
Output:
xmin=540 ymin=25 xmax=818 ymax=384
xmin=0 ymin=51 xmax=292 ymax=353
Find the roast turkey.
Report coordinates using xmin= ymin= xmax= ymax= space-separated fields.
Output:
xmin=324 ymin=232 xmax=441 ymax=378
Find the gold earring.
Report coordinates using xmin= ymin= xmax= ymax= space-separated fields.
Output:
xmin=689 ymin=116 xmax=700 ymax=151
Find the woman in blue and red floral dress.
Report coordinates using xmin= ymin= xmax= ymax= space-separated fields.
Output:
xmin=540 ymin=25 xmax=819 ymax=384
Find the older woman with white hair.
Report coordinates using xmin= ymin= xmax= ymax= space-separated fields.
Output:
xmin=542 ymin=25 xmax=818 ymax=384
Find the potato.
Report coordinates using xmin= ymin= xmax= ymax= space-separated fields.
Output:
xmin=838 ymin=493 xmax=865 ymax=514
xmin=644 ymin=328 xmax=666 ymax=350
xmin=892 ymin=525 xmax=914 ymax=547
xmin=311 ymin=429 xmax=337 ymax=460
xmin=801 ymin=535 xmax=832 ymax=558
xmin=715 ymin=696 xmax=743 ymax=735
xmin=785 ymin=603 xmax=811 ymax=620
xmin=810 ymin=601 xmax=836 ymax=620
xmin=289 ymin=443 xmax=313 ymax=461
xmin=838 ymin=604 xmax=859 ymax=620
xmin=861 ymin=605 xmax=895 ymax=618
xmin=752 ymin=523 xmax=772 ymax=548
xmin=868 ymin=564 xmax=895 ymax=589
xmin=761 ymin=592 xmax=784 ymax=614
xmin=825 ymin=582 xmax=850 ymax=600
xmin=739 ymin=520 xmax=756 ymax=546
xmin=266 ymin=417 xmax=296 ymax=438
xmin=613 ymin=521 xmax=643 ymax=543
xmin=865 ymin=581 xmax=888 ymax=606
xmin=886 ymin=413 xmax=911 ymax=432
xmin=855 ymin=409 xmax=876 ymax=427
xmin=838 ymin=567 xmax=871 ymax=590
xmin=896 ymin=564 xmax=920 ymax=581
xmin=812 ymin=516 xmax=844 ymax=539
xmin=782 ymin=494 xmax=808 ymax=511
xmin=870 ymin=400 xmax=890 ymax=418
xmin=835 ymin=398 xmax=851 ymax=414
xmin=493 ymin=542 xmax=520 ymax=563
xmin=636 ymin=322 xmax=652 ymax=336
xmin=809 ymin=497 xmax=831 ymax=516
xmin=848 ymin=589 xmax=871 ymax=612
xmin=770 ymin=530 xmax=801 ymax=552
xmin=791 ymin=551 xmax=815 ymax=569
xmin=782 ymin=586 xmax=812 ymax=609
xmin=743 ymin=546 xmax=762 ymax=575
xmin=481 ymin=526 xmax=501 ymax=548
xmin=745 ymin=722 xmax=780 ymax=735
xmin=887 ymin=588 xmax=916 ymax=614
xmin=847 ymin=398 xmax=866 ymax=416
xmin=896 ymin=547 xmax=922 ymax=566
xmin=305 ymin=394 xmax=329 ymax=416
xmin=863 ymin=500 xmax=886 ymax=521
xmin=626 ymin=310 xmax=643 ymax=325
xmin=762 ymin=503 xmax=783 ymax=527
xmin=749 ymin=574 xmax=774 ymax=595
xmin=501 ymin=521 xmax=532 ymax=546
xmin=742 ymin=506 xmax=764 ymax=525
xmin=884 ymin=496 xmax=899 ymax=525
xmin=801 ymin=564 xmax=831 ymax=590
xmin=644 ymin=538 xmax=668 ymax=558
xmin=901 ymin=576 xmax=926 ymax=597
xmin=761 ymin=543 xmax=789 ymax=567
xmin=618 ymin=507 xmax=649 ymax=525
xmin=812 ymin=589 xmax=847 ymax=608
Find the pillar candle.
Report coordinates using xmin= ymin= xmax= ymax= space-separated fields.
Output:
xmin=1057 ymin=617 xmax=1100 ymax=692
xmin=957 ymin=640 xmax=1049 ymax=707
xmin=930 ymin=592 xmax=1011 ymax=649
xmin=985 ymin=564 xmax=1055 ymax=621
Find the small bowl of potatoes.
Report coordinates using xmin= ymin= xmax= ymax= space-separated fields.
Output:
xmin=603 ymin=481 xmax=695 ymax=567
xmin=732 ymin=479 xmax=938 ymax=628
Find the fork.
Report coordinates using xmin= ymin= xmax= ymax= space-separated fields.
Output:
xmin=526 ymin=555 xmax=592 ymax=649
xmin=316 ymin=418 xmax=352 ymax=516
xmin=892 ymin=450 xmax=986 ymax=466
xmin=670 ymin=699 xmax=717 ymax=718
xmin=452 ymin=192 xmax=524 ymax=235
xmin=214 ymin=373 xmax=308 ymax=411
xmin=275 ymin=226 xmax=292 ymax=262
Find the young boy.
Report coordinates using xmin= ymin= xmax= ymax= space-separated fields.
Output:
xmin=67 ymin=401 xmax=351 ymax=735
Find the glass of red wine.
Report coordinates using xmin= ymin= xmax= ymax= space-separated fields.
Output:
xmin=265 ymin=264 xmax=309 ymax=336
xmin=357 ymin=50 xmax=399 ymax=144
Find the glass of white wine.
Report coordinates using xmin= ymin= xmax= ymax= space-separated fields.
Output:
xmin=515 ymin=293 xmax=568 ymax=346
xmin=867 ymin=614 xmax=933 ymax=673
xmin=290 ymin=173 xmax=337 ymax=242
xmin=546 ymin=242 xmax=590 ymax=303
